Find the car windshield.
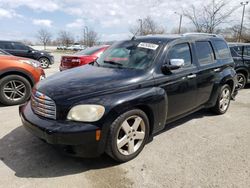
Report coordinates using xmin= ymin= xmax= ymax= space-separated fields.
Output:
xmin=75 ymin=46 xmax=105 ymax=55
xmin=96 ymin=41 xmax=160 ymax=70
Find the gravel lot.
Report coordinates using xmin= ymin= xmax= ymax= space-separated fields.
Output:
xmin=0 ymin=52 xmax=250 ymax=188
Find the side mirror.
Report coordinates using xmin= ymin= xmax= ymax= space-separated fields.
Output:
xmin=161 ymin=59 xmax=185 ymax=74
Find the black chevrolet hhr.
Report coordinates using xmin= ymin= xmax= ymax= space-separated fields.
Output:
xmin=20 ymin=33 xmax=237 ymax=162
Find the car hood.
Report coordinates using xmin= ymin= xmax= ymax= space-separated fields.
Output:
xmin=0 ymin=55 xmax=31 ymax=61
xmin=36 ymin=65 xmax=151 ymax=101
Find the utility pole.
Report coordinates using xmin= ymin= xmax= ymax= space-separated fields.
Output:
xmin=138 ymin=19 xmax=143 ymax=35
xmin=84 ymin=26 xmax=89 ymax=46
xmin=175 ymin=12 xmax=182 ymax=34
xmin=239 ymin=1 xmax=249 ymax=42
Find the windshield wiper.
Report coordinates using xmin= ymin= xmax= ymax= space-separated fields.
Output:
xmin=103 ymin=60 xmax=123 ymax=67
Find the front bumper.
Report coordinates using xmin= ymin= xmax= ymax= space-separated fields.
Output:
xmin=49 ymin=56 xmax=54 ymax=64
xmin=19 ymin=102 xmax=103 ymax=157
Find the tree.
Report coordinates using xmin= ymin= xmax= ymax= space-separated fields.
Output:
xmin=130 ymin=16 xmax=165 ymax=36
xmin=183 ymin=0 xmax=237 ymax=33
xmin=215 ymin=24 xmax=250 ymax=42
xmin=84 ymin=29 xmax=99 ymax=47
xmin=58 ymin=30 xmax=74 ymax=47
xmin=36 ymin=28 xmax=52 ymax=50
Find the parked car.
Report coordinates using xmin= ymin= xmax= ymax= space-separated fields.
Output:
xmin=67 ymin=43 xmax=85 ymax=51
xmin=0 ymin=49 xmax=45 ymax=105
xmin=0 ymin=41 xmax=54 ymax=69
xmin=20 ymin=33 xmax=237 ymax=162
xmin=60 ymin=45 xmax=109 ymax=71
xmin=57 ymin=45 xmax=67 ymax=50
xmin=229 ymin=43 xmax=250 ymax=89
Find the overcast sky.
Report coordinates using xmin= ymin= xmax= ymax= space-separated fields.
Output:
xmin=0 ymin=0 xmax=248 ymax=42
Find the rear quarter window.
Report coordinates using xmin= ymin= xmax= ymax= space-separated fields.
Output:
xmin=243 ymin=45 xmax=250 ymax=56
xmin=213 ymin=40 xmax=231 ymax=59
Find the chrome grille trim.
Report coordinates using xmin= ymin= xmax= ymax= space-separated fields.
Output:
xmin=31 ymin=91 xmax=56 ymax=120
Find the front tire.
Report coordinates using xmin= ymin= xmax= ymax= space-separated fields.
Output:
xmin=211 ymin=84 xmax=231 ymax=115
xmin=106 ymin=109 xmax=150 ymax=162
xmin=39 ymin=57 xmax=50 ymax=69
xmin=0 ymin=75 xmax=32 ymax=105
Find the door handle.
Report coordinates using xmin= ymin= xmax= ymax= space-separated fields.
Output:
xmin=187 ymin=74 xmax=196 ymax=79
xmin=214 ymin=68 xmax=221 ymax=72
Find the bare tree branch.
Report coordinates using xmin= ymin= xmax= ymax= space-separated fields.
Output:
xmin=130 ymin=16 xmax=165 ymax=36
xmin=36 ymin=28 xmax=52 ymax=50
xmin=84 ymin=29 xmax=99 ymax=47
xmin=183 ymin=0 xmax=238 ymax=33
xmin=58 ymin=30 xmax=74 ymax=47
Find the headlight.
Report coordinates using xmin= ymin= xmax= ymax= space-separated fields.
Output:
xmin=19 ymin=60 xmax=41 ymax=68
xmin=67 ymin=105 xmax=105 ymax=122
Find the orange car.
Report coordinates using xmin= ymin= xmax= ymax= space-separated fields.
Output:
xmin=0 ymin=49 xmax=45 ymax=105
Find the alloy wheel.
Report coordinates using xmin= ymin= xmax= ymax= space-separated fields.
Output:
xmin=40 ymin=58 xmax=49 ymax=68
xmin=219 ymin=87 xmax=230 ymax=112
xmin=237 ymin=74 xmax=246 ymax=89
xmin=3 ymin=80 xmax=26 ymax=101
xmin=116 ymin=115 xmax=146 ymax=155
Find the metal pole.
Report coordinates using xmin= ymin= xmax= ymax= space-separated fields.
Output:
xmin=138 ymin=19 xmax=142 ymax=35
xmin=239 ymin=1 xmax=249 ymax=42
xmin=178 ymin=15 xmax=182 ymax=34
xmin=83 ymin=29 xmax=86 ymax=45
xmin=175 ymin=12 xmax=183 ymax=34
xmin=139 ymin=19 xmax=142 ymax=35
xmin=84 ymin=26 xmax=88 ymax=46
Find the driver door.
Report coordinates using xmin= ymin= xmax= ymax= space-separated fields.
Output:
xmin=159 ymin=43 xmax=199 ymax=120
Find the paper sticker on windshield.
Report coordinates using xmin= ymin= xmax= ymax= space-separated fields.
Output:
xmin=138 ymin=42 xmax=159 ymax=50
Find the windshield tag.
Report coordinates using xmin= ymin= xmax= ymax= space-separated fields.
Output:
xmin=138 ymin=42 xmax=159 ymax=50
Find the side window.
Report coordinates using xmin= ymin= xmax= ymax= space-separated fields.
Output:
xmin=168 ymin=43 xmax=192 ymax=66
xmin=12 ymin=43 xmax=29 ymax=50
xmin=0 ymin=42 xmax=13 ymax=50
xmin=214 ymin=40 xmax=231 ymax=59
xmin=195 ymin=41 xmax=214 ymax=65
xmin=243 ymin=46 xmax=250 ymax=56
xmin=232 ymin=46 xmax=243 ymax=55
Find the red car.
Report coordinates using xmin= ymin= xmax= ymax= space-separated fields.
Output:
xmin=60 ymin=45 xmax=109 ymax=71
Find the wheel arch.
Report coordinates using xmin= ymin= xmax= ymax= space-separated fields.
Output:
xmin=236 ymin=68 xmax=249 ymax=80
xmin=0 ymin=69 xmax=35 ymax=87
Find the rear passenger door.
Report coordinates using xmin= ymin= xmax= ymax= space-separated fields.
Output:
xmin=195 ymin=41 xmax=218 ymax=106
xmin=242 ymin=45 xmax=250 ymax=73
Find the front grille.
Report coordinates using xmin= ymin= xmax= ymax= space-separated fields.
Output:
xmin=31 ymin=91 xmax=56 ymax=120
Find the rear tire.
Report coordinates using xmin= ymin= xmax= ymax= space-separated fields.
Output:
xmin=211 ymin=84 xmax=231 ymax=115
xmin=236 ymin=72 xmax=246 ymax=89
xmin=0 ymin=75 xmax=32 ymax=105
xmin=105 ymin=109 xmax=149 ymax=162
xmin=39 ymin=57 xmax=50 ymax=69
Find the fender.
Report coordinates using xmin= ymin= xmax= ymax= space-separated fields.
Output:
xmin=80 ymin=87 xmax=168 ymax=154
xmin=0 ymin=67 xmax=35 ymax=86
xmin=206 ymin=67 xmax=237 ymax=107
xmin=235 ymin=67 xmax=249 ymax=77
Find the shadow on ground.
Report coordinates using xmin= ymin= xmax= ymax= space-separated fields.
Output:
xmin=0 ymin=108 xmax=233 ymax=179
xmin=0 ymin=126 xmax=118 ymax=178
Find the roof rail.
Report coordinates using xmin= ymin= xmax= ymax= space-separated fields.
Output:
xmin=182 ymin=32 xmax=219 ymax=37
